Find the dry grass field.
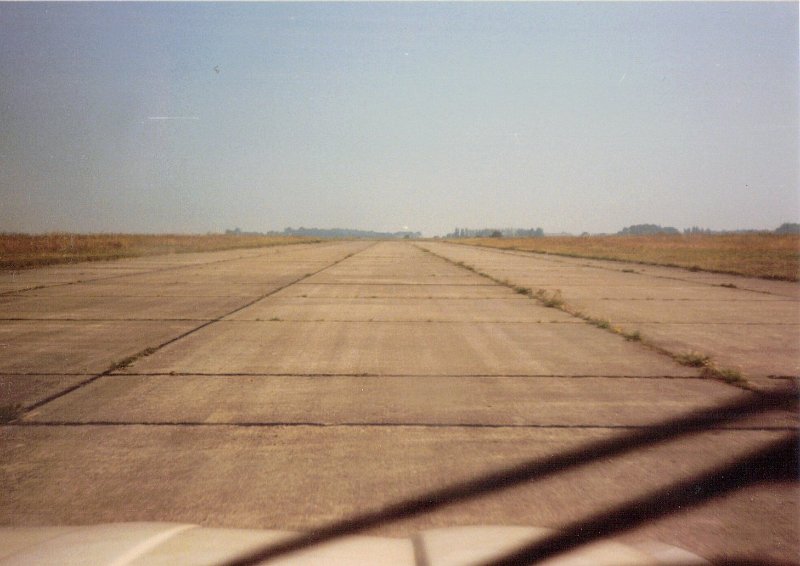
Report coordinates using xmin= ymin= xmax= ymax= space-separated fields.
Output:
xmin=0 ymin=233 xmax=320 ymax=270
xmin=455 ymin=233 xmax=800 ymax=281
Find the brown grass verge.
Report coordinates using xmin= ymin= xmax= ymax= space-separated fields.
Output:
xmin=0 ymin=233 xmax=321 ymax=270
xmin=453 ymin=234 xmax=800 ymax=281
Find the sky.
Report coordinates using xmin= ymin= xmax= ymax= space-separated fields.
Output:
xmin=1 ymin=2 xmax=797 ymax=237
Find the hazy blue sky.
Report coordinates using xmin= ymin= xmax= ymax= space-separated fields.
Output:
xmin=1 ymin=2 xmax=797 ymax=236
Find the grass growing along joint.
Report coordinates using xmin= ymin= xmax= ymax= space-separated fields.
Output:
xmin=513 ymin=286 xmax=531 ymax=296
xmin=533 ymin=289 xmax=565 ymax=308
xmin=622 ymin=329 xmax=642 ymax=342
xmin=675 ymin=352 xmax=712 ymax=368
xmin=455 ymin=260 xmax=478 ymax=274
xmin=673 ymin=351 xmax=748 ymax=386
xmin=701 ymin=366 xmax=746 ymax=384
xmin=418 ymin=244 xmax=753 ymax=389
xmin=588 ymin=318 xmax=611 ymax=329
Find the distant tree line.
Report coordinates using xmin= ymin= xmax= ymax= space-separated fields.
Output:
xmin=281 ymin=227 xmax=421 ymax=239
xmin=617 ymin=223 xmax=800 ymax=236
xmin=224 ymin=227 xmax=421 ymax=239
xmin=775 ymin=223 xmax=800 ymax=234
xmin=447 ymin=227 xmax=544 ymax=238
xmin=224 ymin=227 xmax=264 ymax=236
xmin=618 ymin=224 xmax=680 ymax=235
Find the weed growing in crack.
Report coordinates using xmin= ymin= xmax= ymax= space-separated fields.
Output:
xmin=422 ymin=244 xmax=755 ymax=389
xmin=673 ymin=352 xmax=748 ymax=386
xmin=589 ymin=318 xmax=611 ymax=329
xmin=534 ymin=289 xmax=564 ymax=308
xmin=675 ymin=351 xmax=711 ymax=368
xmin=455 ymin=260 xmax=477 ymax=272
xmin=703 ymin=366 xmax=745 ymax=384
xmin=623 ymin=329 xmax=642 ymax=342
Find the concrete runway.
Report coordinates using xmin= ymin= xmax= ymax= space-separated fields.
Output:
xmin=1 ymin=241 xmax=797 ymax=562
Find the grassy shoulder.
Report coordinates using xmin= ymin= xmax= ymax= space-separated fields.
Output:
xmin=0 ymin=233 xmax=321 ymax=270
xmin=454 ymin=233 xmax=800 ymax=281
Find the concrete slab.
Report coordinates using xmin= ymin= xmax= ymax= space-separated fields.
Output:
xmin=24 ymin=281 xmax=276 ymax=298
xmin=634 ymin=323 xmax=800 ymax=377
xmin=311 ymin=258 xmax=488 ymax=278
xmin=27 ymin=374 xmax=795 ymax=428
xmin=440 ymin=242 xmax=800 ymax=298
xmin=512 ymin=284 xmax=790 ymax=301
xmin=621 ymin=264 xmax=800 ymax=298
xmin=120 ymin=321 xmax=698 ymax=377
xmin=0 ymin=250 xmax=272 ymax=294
xmin=273 ymin=283 xmax=512 ymax=299
xmin=424 ymin=242 xmax=800 ymax=379
xmin=0 ymin=241 xmax=368 ymax=296
xmin=421 ymin=242 xmax=800 ymax=299
xmin=306 ymin=272 xmax=492 ymax=286
xmin=0 ymin=266 xmax=152 ymax=289
xmin=0 ymin=321 xmax=198 ymax=374
xmin=0 ymin=295 xmax=249 ymax=320
xmin=226 ymin=297 xmax=576 ymax=322
xmin=0 ymin=375 xmax=91 ymax=408
xmin=0 ymin=425 xmax=794 ymax=562
xmin=118 ymin=269 xmax=306 ymax=287
xmin=567 ymin=298 xmax=800 ymax=325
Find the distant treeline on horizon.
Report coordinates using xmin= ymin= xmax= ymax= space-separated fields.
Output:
xmin=617 ymin=223 xmax=800 ymax=236
xmin=447 ymin=223 xmax=800 ymax=238
xmin=447 ymin=228 xmax=545 ymax=238
xmin=225 ymin=227 xmax=422 ymax=239
xmin=222 ymin=223 xmax=800 ymax=239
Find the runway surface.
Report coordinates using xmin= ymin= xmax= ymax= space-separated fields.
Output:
xmin=1 ymin=240 xmax=797 ymax=562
